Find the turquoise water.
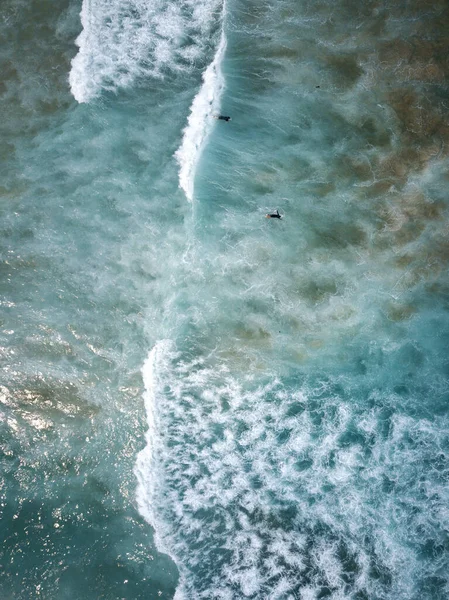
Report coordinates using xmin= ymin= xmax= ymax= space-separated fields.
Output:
xmin=1 ymin=0 xmax=449 ymax=598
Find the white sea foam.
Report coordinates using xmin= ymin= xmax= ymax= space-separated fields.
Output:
xmin=70 ymin=0 xmax=223 ymax=103
xmin=135 ymin=340 xmax=179 ymax=559
xmin=175 ymin=27 xmax=227 ymax=201
xmin=135 ymin=342 xmax=444 ymax=599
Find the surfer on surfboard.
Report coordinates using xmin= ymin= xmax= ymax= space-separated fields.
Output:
xmin=214 ymin=115 xmax=231 ymax=122
xmin=266 ymin=209 xmax=282 ymax=219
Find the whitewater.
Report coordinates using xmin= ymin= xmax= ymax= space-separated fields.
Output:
xmin=175 ymin=28 xmax=227 ymax=202
xmin=1 ymin=0 xmax=449 ymax=598
xmin=69 ymin=0 xmax=223 ymax=103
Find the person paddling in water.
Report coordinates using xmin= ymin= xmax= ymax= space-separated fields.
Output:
xmin=214 ymin=115 xmax=231 ymax=122
xmin=266 ymin=209 xmax=282 ymax=219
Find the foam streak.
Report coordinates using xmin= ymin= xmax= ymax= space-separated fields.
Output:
xmin=135 ymin=341 xmax=178 ymax=559
xmin=175 ymin=27 xmax=227 ymax=201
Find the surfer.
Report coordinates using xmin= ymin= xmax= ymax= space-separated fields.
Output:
xmin=266 ymin=209 xmax=282 ymax=219
xmin=214 ymin=115 xmax=231 ymax=122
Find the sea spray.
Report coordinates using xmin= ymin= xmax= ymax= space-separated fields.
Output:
xmin=135 ymin=341 xmax=178 ymax=560
xmin=175 ymin=28 xmax=227 ymax=201
xmin=69 ymin=0 xmax=97 ymax=104
xmin=70 ymin=0 xmax=223 ymax=103
xmin=133 ymin=338 xmax=449 ymax=599
xmin=135 ymin=341 xmax=191 ymax=600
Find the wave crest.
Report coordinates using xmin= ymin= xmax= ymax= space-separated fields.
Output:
xmin=70 ymin=0 xmax=222 ymax=103
xmin=175 ymin=29 xmax=226 ymax=201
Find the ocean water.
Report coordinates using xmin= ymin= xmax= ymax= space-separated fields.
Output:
xmin=1 ymin=0 xmax=449 ymax=598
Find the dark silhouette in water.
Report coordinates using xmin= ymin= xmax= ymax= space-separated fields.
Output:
xmin=215 ymin=115 xmax=231 ymax=122
xmin=266 ymin=209 xmax=282 ymax=219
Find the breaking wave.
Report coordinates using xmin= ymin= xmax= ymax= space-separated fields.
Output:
xmin=70 ymin=0 xmax=223 ymax=103
xmin=175 ymin=27 xmax=227 ymax=201
xmin=135 ymin=341 xmax=449 ymax=599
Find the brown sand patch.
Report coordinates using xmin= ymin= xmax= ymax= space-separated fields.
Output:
xmin=292 ymin=349 xmax=309 ymax=363
xmin=425 ymin=282 xmax=449 ymax=302
xmin=235 ymin=325 xmax=272 ymax=347
xmin=377 ymin=32 xmax=449 ymax=84
xmin=336 ymin=155 xmax=373 ymax=182
xmin=416 ymin=140 xmax=445 ymax=164
xmin=266 ymin=45 xmax=300 ymax=60
xmin=321 ymin=53 xmax=363 ymax=88
xmin=394 ymin=254 xmax=414 ymax=268
xmin=252 ymin=181 xmax=274 ymax=195
xmin=404 ymin=263 xmax=443 ymax=288
xmin=388 ymin=89 xmax=445 ymax=140
xmin=378 ymin=40 xmax=413 ymax=64
xmin=376 ymin=188 xmax=443 ymax=249
xmin=329 ymin=304 xmax=356 ymax=322
xmin=360 ymin=180 xmax=395 ymax=199
xmin=314 ymin=222 xmax=367 ymax=250
xmin=375 ymin=142 xmax=443 ymax=185
xmin=308 ymin=339 xmax=324 ymax=349
xmin=408 ymin=35 xmax=449 ymax=64
xmin=377 ymin=204 xmax=408 ymax=232
xmin=38 ymin=98 xmax=71 ymax=115
xmin=359 ymin=118 xmax=391 ymax=147
xmin=288 ymin=156 xmax=313 ymax=181
xmin=394 ymin=220 xmax=426 ymax=245
xmin=386 ymin=302 xmax=417 ymax=321
xmin=378 ymin=152 xmax=409 ymax=181
xmin=378 ymin=190 xmax=442 ymax=229
xmin=300 ymin=279 xmax=338 ymax=304
xmin=307 ymin=182 xmax=336 ymax=197
xmin=394 ymin=235 xmax=449 ymax=273
xmin=400 ymin=192 xmax=442 ymax=221
xmin=373 ymin=190 xmax=449 ymax=256
xmin=427 ymin=239 xmax=449 ymax=265
xmin=402 ymin=62 xmax=445 ymax=83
